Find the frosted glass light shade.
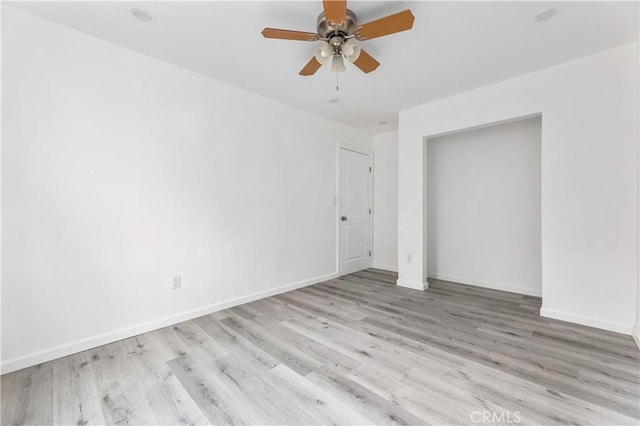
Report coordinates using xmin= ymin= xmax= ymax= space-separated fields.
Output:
xmin=342 ymin=39 xmax=361 ymax=62
xmin=314 ymin=44 xmax=334 ymax=65
xmin=331 ymin=54 xmax=346 ymax=73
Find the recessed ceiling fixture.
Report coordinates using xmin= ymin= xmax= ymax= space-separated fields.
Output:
xmin=378 ymin=120 xmax=389 ymax=126
xmin=534 ymin=8 xmax=557 ymax=23
xmin=131 ymin=8 xmax=152 ymax=22
xmin=329 ymin=98 xmax=340 ymax=104
xmin=261 ymin=0 xmax=415 ymax=86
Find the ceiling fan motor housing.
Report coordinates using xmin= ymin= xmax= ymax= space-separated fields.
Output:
xmin=317 ymin=9 xmax=358 ymax=38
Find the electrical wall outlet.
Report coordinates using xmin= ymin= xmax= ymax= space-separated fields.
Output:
xmin=407 ymin=254 xmax=413 ymax=264
xmin=172 ymin=275 xmax=181 ymax=289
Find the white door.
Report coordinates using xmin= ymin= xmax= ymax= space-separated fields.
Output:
xmin=339 ymin=148 xmax=372 ymax=275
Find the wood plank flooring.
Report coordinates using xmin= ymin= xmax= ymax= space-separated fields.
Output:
xmin=2 ymin=269 xmax=639 ymax=425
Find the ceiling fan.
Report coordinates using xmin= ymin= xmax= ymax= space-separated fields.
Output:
xmin=261 ymin=0 xmax=415 ymax=76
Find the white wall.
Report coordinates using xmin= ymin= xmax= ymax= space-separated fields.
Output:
xmin=372 ymin=130 xmax=398 ymax=272
xmin=398 ymin=42 xmax=639 ymax=334
xmin=1 ymin=6 xmax=371 ymax=373
xmin=427 ymin=116 xmax=541 ymax=296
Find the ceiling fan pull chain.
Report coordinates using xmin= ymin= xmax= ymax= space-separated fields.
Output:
xmin=336 ymin=70 xmax=339 ymax=91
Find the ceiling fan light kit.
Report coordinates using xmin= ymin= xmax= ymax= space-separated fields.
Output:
xmin=262 ymin=0 xmax=415 ymax=81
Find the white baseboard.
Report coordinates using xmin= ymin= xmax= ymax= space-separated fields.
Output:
xmin=397 ymin=279 xmax=428 ymax=291
xmin=428 ymin=273 xmax=542 ymax=297
xmin=1 ymin=272 xmax=338 ymax=375
xmin=632 ymin=325 xmax=640 ymax=349
xmin=371 ymin=263 xmax=398 ymax=272
xmin=540 ymin=306 xmax=633 ymax=335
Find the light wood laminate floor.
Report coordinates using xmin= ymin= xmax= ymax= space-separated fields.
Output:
xmin=2 ymin=269 xmax=639 ymax=425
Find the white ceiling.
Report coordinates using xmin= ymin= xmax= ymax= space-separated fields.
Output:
xmin=7 ymin=1 xmax=639 ymax=134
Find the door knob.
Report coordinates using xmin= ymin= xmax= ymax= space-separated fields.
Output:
xmin=341 ymin=216 xmax=347 ymax=221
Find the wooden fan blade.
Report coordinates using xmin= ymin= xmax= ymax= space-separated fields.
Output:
xmin=323 ymin=0 xmax=347 ymax=26
xmin=261 ymin=28 xmax=319 ymax=41
xmin=352 ymin=49 xmax=380 ymax=73
xmin=299 ymin=57 xmax=323 ymax=76
xmin=355 ymin=9 xmax=415 ymax=40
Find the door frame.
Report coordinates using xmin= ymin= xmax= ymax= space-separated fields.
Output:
xmin=336 ymin=143 xmax=374 ymax=276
